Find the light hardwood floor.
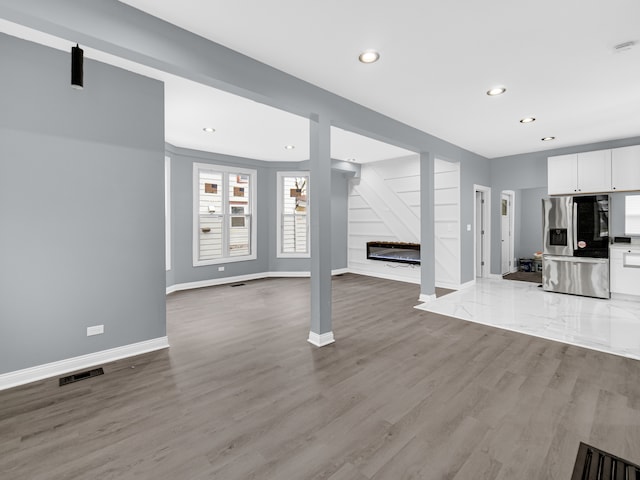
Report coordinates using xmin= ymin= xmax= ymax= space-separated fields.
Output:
xmin=1 ymin=273 xmax=640 ymax=479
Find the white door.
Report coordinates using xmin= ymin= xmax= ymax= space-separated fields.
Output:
xmin=501 ymin=193 xmax=512 ymax=275
xmin=476 ymin=191 xmax=484 ymax=277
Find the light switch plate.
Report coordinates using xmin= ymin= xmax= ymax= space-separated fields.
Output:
xmin=87 ymin=325 xmax=104 ymax=336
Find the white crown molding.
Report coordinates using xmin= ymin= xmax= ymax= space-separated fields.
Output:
xmin=0 ymin=337 xmax=169 ymax=391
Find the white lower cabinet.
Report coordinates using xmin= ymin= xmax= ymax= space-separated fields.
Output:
xmin=610 ymin=246 xmax=640 ymax=297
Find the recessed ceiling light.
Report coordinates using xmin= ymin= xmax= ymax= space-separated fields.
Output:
xmin=346 ymin=157 xmax=356 ymax=162
xmin=486 ymin=86 xmax=506 ymax=96
xmin=358 ymin=50 xmax=380 ymax=64
xmin=541 ymin=136 xmax=556 ymax=142
xmin=284 ymin=145 xmax=295 ymax=150
xmin=520 ymin=117 xmax=536 ymax=123
xmin=202 ymin=127 xmax=215 ymax=133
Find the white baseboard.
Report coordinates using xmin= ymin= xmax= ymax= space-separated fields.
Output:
xmin=167 ymin=273 xmax=268 ymax=294
xmin=307 ymin=331 xmax=335 ymax=347
xmin=418 ymin=293 xmax=437 ymax=303
xmin=346 ymin=267 xmax=421 ymax=285
xmin=332 ymin=268 xmax=349 ymax=276
xmin=435 ymin=279 xmax=476 ymax=290
xmin=457 ymin=279 xmax=476 ymax=290
xmin=611 ymin=292 xmax=640 ymax=302
xmin=167 ymin=269 xmax=350 ymax=294
xmin=0 ymin=337 xmax=169 ymax=391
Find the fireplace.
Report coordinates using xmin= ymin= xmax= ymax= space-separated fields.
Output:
xmin=366 ymin=241 xmax=420 ymax=265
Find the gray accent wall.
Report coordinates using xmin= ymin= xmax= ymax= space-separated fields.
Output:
xmin=0 ymin=35 xmax=166 ymax=374
xmin=165 ymin=145 xmax=349 ymax=288
xmin=490 ymin=136 xmax=640 ymax=274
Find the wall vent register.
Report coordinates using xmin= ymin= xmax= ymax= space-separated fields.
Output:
xmin=59 ymin=367 xmax=104 ymax=386
xmin=571 ymin=442 xmax=640 ymax=479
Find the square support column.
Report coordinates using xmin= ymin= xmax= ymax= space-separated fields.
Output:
xmin=308 ymin=113 xmax=334 ymax=346
xmin=420 ymin=151 xmax=436 ymax=302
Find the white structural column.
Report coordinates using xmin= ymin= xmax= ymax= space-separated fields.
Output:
xmin=308 ymin=113 xmax=334 ymax=346
xmin=420 ymin=152 xmax=437 ymax=302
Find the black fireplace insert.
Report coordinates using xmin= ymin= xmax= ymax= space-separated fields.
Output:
xmin=366 ymin=241 xmax=420 ymax=265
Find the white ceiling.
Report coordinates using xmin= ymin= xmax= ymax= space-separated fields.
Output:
xmin=117 ymin=0 xmax=640 ymax=159
xmin=0 ymin=19 xmax=415 ymax=164
xmin=4 ymin=1 xmax=640 ymax=161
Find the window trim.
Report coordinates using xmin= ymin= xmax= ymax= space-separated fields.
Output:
xmin=276 ymin=171 xmax=310 ymax=258
xmin=192 ymin=162 xmax=257 ymax=266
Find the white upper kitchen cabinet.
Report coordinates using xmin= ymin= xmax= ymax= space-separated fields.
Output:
xmin=576 ymin=150 xmax=612 ymax=194
xmin=611 ymin=145 xmax=640 ymax=192
xmin=547 ymin=150 xmax=612 ymax=195
xmin=547 ymin=153 xmax=578 ymax=195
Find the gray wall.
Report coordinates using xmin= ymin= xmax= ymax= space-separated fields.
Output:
xmin=516 ymin=187 xmax=547 ymax=261
xmin=165 ymin=145 xmax=349 ymax=287
xmin=0 ymin=35 xmax=166 ymax=374
xmin=0 ymin=0 xmax=491 ymax=293
xmin=490 ymin=136 xmax=640 ymax=274
xmin=459 ymin=152 xmax=492 ymax=282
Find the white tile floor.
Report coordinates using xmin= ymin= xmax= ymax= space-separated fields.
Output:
xmin=415 ymin=277 xmax=640 ymax=360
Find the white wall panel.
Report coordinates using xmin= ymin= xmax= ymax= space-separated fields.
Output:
xmin=348 ymin=195 xmax=369 ymax=210
xmin=348 ymin=157 xmax=421 ymax=283
xmin=397 ymin=191 xmax=421 ymax=207
xmin=435 ymin=187 xmax=459 ymax=205
xmin=434 ymin=158 xmax=461 ymax=288
xmin=348 ymin=156 xmax=461 ymax=287
xmin=349 ymin=208 xmax=383 ymax=222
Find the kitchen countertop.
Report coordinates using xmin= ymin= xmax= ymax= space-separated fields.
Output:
xmin=610 ymin=243 xmax=640 ymax=250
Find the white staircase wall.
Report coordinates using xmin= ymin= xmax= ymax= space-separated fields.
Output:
xmin=348 ymin=156 xmax=421 ymax=283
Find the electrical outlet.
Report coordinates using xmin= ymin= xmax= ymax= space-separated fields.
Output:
xmin=218 ymin=266 xmax=225 ymax=272
xmin=87 ymin=325 xmax=104 ymax=336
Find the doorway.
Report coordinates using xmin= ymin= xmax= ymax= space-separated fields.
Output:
xmin=501 ymin=190 xmax=516 ymax=275
xmin=474 ymin=185 xmax=491 ymax=278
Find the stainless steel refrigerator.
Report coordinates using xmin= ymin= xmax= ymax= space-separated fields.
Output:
xmin=542 ymin=195 xmax=610 ymax=299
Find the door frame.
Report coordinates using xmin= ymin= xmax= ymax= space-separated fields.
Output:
xmin=501 ymin=190 xmax=516 ymax=274
xmin=473 ymin=185 xmax=491 ymax=278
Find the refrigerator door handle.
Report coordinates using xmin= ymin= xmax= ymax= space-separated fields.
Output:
xmin=572 ymin=201 xmax=578 ymax=251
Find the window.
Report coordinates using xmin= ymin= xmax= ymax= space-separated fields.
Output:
xmin=626 ymin=195 xmax=640 ymax=235
xmin=277 ymin=172 xmax=309 ymax=257
xmin=193 ymin=163 xmax=257 ymax=266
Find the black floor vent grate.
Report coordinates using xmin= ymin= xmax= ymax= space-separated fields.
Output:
xmin=230 ymin=283 xmax=245 ymax=287
xmin=571 ymin=442 xmax=640 ymax=480
xmin=59 ymin=367 xmax=104 ymax=386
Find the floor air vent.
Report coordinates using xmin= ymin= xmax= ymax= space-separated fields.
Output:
xmin=571 ymin=442 xmax=640 ymax=480
xmin=59 ymin=367 xmax=104 ymax=386
xmin=230 ymin=283 xmax=245 ymax=287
